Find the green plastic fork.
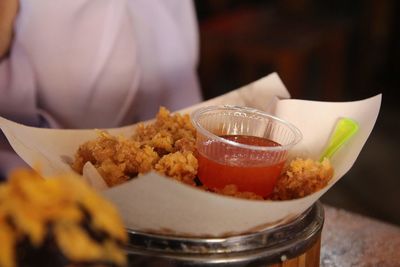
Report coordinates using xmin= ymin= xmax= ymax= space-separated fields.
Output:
xmin=319 ymin=118 xmax=359 ymax=162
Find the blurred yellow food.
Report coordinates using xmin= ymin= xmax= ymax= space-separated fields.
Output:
xmin=0 ymin=169 xmax=127 ymax=267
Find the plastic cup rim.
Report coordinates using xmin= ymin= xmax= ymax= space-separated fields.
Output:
xmin=191 ymin=105 xmax=303 ymax=152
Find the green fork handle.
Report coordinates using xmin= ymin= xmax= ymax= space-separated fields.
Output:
xmin=319 ymin=118 xmax=359 ymax=162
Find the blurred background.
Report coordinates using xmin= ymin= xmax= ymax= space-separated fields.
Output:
xmin=194 ymin=0 xmax=400 ymax=226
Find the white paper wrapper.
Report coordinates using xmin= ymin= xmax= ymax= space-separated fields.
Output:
xmin=0 ymin=73 xmax=381 ymax=237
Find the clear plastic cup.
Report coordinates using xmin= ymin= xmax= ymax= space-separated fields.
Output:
xmin=191 ymin=105 xmax=302 ymax=198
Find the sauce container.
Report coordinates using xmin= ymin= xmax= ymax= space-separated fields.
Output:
xmin=191 ymin=105 xmax=302 ymax=197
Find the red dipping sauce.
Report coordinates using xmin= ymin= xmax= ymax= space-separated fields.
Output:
xmin=197 ymin=135 xmax=286 ymax=197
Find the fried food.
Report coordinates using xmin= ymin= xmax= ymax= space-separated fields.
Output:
xmin=271 ymin=158 xmax=334 ymax=200
xmin=72 ymin=107 xmax=334 ymax=201
xmin=72 ymin=107 xmax=198 ymax=187
xmin=133 ymin=107 xmax=196 ymax=155
xmin=72 ymin=131 xmax=159 ymax=187
xmin=155 ymin=151 xmax=198 ymax=186
xmin=0 ymin=169 xmax=127 ymax=267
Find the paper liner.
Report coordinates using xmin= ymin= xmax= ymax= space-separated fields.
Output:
xmin=0 ymin=73 xmax=381 ymax=237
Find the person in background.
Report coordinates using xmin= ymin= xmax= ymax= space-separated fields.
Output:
xmin=0 ymin=0 xmax=203 ymax=179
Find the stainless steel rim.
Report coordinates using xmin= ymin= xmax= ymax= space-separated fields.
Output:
xmin=126 ymin=202 xmax=324 ymax=265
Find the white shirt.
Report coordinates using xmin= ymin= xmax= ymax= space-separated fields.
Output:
xmin=0 ymin=0 xmax=202 ymax=175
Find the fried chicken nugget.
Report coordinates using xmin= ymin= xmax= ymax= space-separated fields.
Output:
xmin=154 ymin=151 xmax=198 ymax=186
xmin=271 ymin=158 xmax=334 ymax=200
xmin=72 ymin=132 xmax=159 ymax=187
xmin=134 ymin=107 xmax=196 ymax=156
xmin=72 ymin=107 xmax=197 ymax=188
